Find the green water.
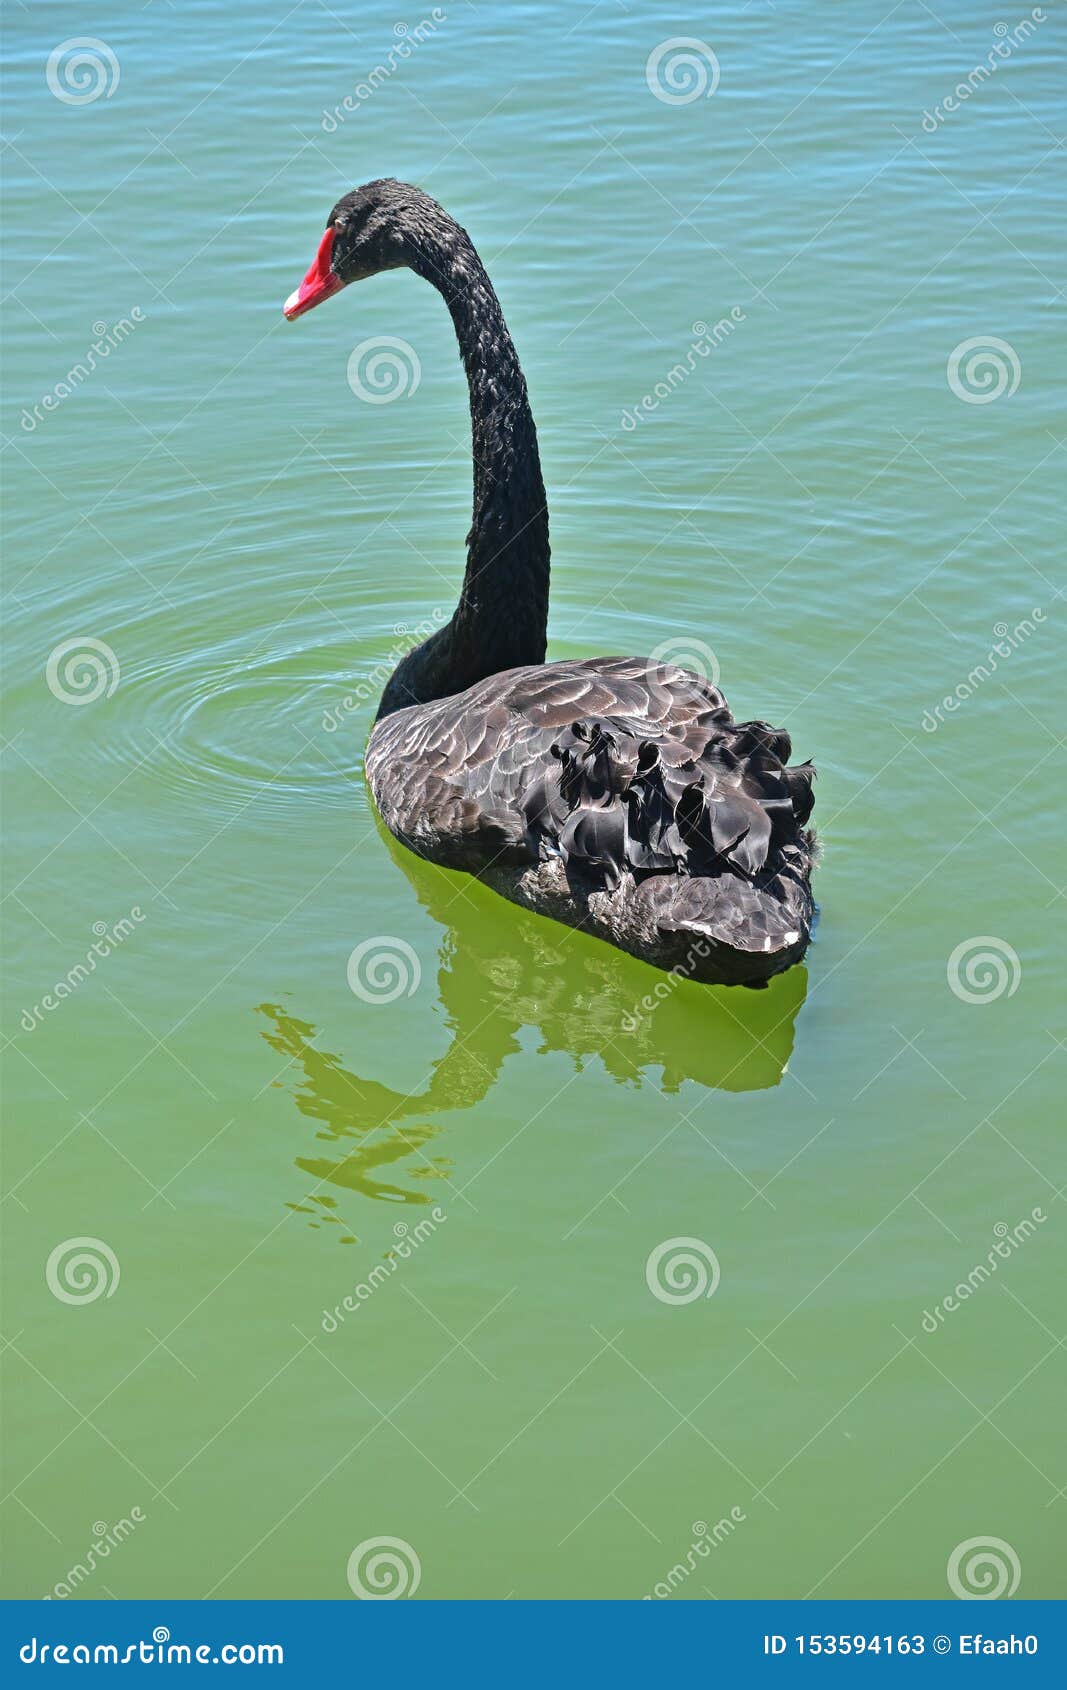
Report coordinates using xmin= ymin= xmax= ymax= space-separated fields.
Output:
xmin=2 ymin=1 xmax=1063 ymax=1601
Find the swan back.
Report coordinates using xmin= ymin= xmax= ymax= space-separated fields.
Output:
xmin=366 ymin=657 xmax=815 ymax=986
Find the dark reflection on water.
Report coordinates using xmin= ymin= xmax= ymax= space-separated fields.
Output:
xmin=258 ymin=828 xmax=807 ymax=1225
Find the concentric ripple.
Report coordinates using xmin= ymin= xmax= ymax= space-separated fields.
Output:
xmin=101 ymin=637 xmax=385 ymax=822
xmin=15 ymin=568 xmax=412 ymax=825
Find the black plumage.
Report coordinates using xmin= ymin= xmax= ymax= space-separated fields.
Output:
xmin=366 ymin=657 xmax=815 ymax=986
xmin=286 ymin=180 xmax=817 ymax=988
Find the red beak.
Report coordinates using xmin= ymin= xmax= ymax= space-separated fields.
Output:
xmin=284 ymin=226 xmax=343 ymax=321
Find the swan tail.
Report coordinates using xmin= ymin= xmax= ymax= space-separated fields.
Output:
xmin=629 ymin=858 xmax=814 ymax=986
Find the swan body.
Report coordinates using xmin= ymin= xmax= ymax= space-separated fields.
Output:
xmin=366 ymin=658 xmax=814 ymax=987
xmin=286 ymin=180 xmax=817 ymax=988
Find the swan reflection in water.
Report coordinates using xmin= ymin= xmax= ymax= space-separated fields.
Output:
xmin=257 ymin=829 xmax=808 ymax=1232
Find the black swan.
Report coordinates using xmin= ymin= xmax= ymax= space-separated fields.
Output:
xmin=284 ymin=179 xmax=816 ymax=988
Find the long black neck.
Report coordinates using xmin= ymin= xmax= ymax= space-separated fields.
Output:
xmin=376 ymin=223 xmax=549 ymax=718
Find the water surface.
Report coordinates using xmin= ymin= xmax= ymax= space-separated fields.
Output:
xmin=2 ymin=0 xmax=1063 ymax=1599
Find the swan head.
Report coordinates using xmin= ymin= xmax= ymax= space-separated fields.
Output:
xmin=283 ymin=179 xmax=446 ymax=321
